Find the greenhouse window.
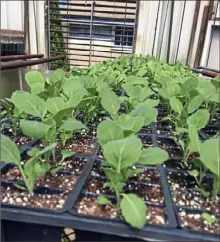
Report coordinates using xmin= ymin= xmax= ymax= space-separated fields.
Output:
xmin=114 ymin=26 xmax=133 ymax=47
xmin=70 ymin=24 xmax=113 ymax=41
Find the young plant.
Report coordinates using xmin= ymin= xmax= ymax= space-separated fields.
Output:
xmin=0 ymin=134 xmax=56 ymax=194
xmin=121 ymin=76 xmax=153 ymax=113
xmin=96 ymin=121 xmax=168 ymax=229
xmin=11 ymin=90 xmax=87 ymax=163
xmin=174 ymin=109 xmax=210 ymax=166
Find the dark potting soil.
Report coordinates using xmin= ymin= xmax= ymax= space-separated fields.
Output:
xmin=1 ymin=166 xmax=78 ymax=191
xmin=157 ymin=138 xmax=183 ymax=159
xmin=1 ymin=129 xmax=32 ymax=147
xmin=179 ymin=210 xmax=220 ymax=234
xmin=156 ymin=121 xmax=174 ymax=136
xmin=86 ymin=177 xmax=164 ymax=204
xmin=18 ymin=154 xmax=87 ymax=173
xmin=139 ymin=135 xmax=153 ymax=148
xmin=167 ymin=170 xmax=220 ymax=213
xmin=91 ymin=161 xmax=161 ymax=185
xmin=76 ymin=197 xmax=167 ymax=225
xmin=139 ymin=125 xmax=152 ymax=134
xmin=56 ymin=134 xmax=96 ymax=155
xmin=1 ymin=186 xmax=68 ymax=210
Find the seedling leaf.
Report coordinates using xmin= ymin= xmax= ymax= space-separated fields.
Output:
xmin=20 ymin=120 xmax=51 ymax=139
xmin=187 ymin=109 xmax=210 ymax=130
xmin=120 ymin=193 xmax=146 ymax=229
xmin=138 ymin=147 xmax=169 ymax=165
xmin=97 ymin=196 xmax=113 ymax=206
xmin=103 ymin=135 xmax=142 ymax=172
xmin=97 ymin=119 xmax=124 ymax=147
xmin=0 ymin=134 xmax=20 ymax=164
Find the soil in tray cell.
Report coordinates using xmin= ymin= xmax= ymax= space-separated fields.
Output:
xmin=167 ymin=170 xmax=220 ymax=213
xmin=1 ymin=129 xmax=32 ymax=147
xmin=157 ymin=138 xmax=183 ymax=159
xmin=1 ymin=186 xmax=68 ymax=210
xmin=138 ymin=135 xmax=153 ymax=148
xmin=19 ymin=154 xmax=87 ymax=173
xmin=139 ymin=125 xmax=152 ymax=134
xmin=57 ymin=133 xmax=96 ymax=155
xmin=86 ymin=177 xmax=164 ymax=204
xmin=179 ymin=210 xmax=220 ymax=234
xmin=201 ymin=126 xmax=219 ymax=138
xmin=59 ymin=156 xmax=87 ymax=173
xmin=156 ymin=121 xmax=174 ymax=136
xmin=76 ymin=196 xmax=167 ymax=225
xmin=91 ymin=161 xmax=161 ymax=185
xmin=1 ymin=166 xmax=78 ymax=191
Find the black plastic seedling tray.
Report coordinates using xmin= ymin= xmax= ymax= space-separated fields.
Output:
xmin=1 ymin=114 xmax=219 ymax=241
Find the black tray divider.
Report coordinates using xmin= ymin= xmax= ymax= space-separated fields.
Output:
xmin=150 ymin=122 xmax=178 ymax=228
xmin=66 ymin=142 xmax=100 ymax=210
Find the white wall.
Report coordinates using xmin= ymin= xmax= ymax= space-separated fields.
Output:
xmin=1 ymin=1 xmax=24 ymax=30
xmin=135 ymin=0 xmax=218 ymax=68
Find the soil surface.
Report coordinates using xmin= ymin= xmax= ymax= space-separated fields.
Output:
xmin=1 ymin=166 xmax=78 ymax=191
xmin=86 ymin=177 xmax=164 ymax=204
xmin=157 ymin=138 xmax=183 ymax=159
xmin=156 ymin=121 xmax=174 ymax=136
xmin=179 ymin=210 xmax=220 ymax=234
xmin=139 ymin=135 xmax=153 ymax=148
xmin=1 ymin=128 xmax=32 ymax=147
xmin=1 ymin=186 xmax=68 ymax=210
xmin=76 ymin=196 xmax=167 ymax=225
xmin=139 ymin=125 xmax=152 ymax=134
xmin=56 ymin=134 xmax=96 ymax=154
xmin=91 ymin=162 xmax=161 ymax=185
xmin=168 ymin=170 xmax=220 ymax=214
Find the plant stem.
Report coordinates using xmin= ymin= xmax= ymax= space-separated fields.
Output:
xmin=18 ymin=164 xmax=32 ymax=194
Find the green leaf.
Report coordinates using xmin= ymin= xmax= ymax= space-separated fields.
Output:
xmin=187 ymin=94 xmax=204 ymax=114
xmin=34 ymin=162 xmax=49 ymax=177
xmin=176 ymin=127 xmax=188 ymax=134
xmin=115 ymin=114 xmax=145 ymax=133
xmin=103 ymin=168 xmax=124 ymax=184
xmin=67 ymin=87 xmax=88 ymax=108
xmin=27 ymin=148 xmax=40 ymax=157
xmin=46 ymin=97 xmax=66 ymax=115
xmin=201 ymin=213 xmax=217 ymax=224
xmin=130 ymin=105 xmax=158 ymax=126
xmin=103 ymin=135 xmax=142 ymax=172
xmin=169 ymin=97 xmax=183 ymax=115
xmin=54 ymin=69 xmax=65 ymax=80
xmin=33 ymin=143 xmax=57 ymax=160
xmin=50 ymin=165 xmax=64 ymax=175
xmin=59 ymin=119 xmax=87 ymax=132
xmin=61 ymin=150 xmax=75 ymax=161
xmin=136 ymin=99 xmax=159 ymax=108
xmin=182 ymin=77 xmax=199 ymax=94
xmin=20 ymin=120 xmax=51 ymax=139
xmin=12 ymin=91 xmax=47 ymax=119
xmin=99 ymin=88 xmax=120 ymax=115
xmin=25 ymin=71 xmax=45 ymax=94
xmin=199 ymin=138 xmax=219 ymax=176
xmin=188 ymin=126 xmax=201 ymax=152
xmin=138 ymin=147 xmax=169 ymax=165
xmin=97 ymin=196 xmax=113 ymax=206
xmin=120 ymin=193 xmax=146 ymax=229
xmin=195 ymin=187 xmax=210 ymax=197
xmin=188 ymin=169 xmax=199 ymax=177
xmin=23 ymin=161 xmax=35 ymax=191
xmin=52 ymin=107 xmax=73 ymax=125
xmin=187 ymin=109 xmax=210 ymax=130
xmin=97 ymin=119 xmax=124 ymax=147
xmin=0 ymin=134 xmax=21 ymax=164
